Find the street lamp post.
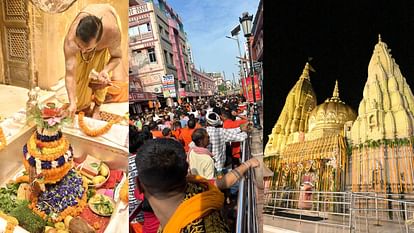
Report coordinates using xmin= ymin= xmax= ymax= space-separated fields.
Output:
xmin=225 ymin=35 xmax=248 ymax=101
xmin=239 ymin=12 xmax=261 ymax=129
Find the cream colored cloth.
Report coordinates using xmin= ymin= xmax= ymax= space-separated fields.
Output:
xmin=0 ymin=217 xmax=29 ymax=233
xmin=104 ymin=173 xmax=128 ymax=233
xmin=188 ymin=150 xmax=215 ymax=180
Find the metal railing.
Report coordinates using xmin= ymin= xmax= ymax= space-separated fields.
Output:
xmin=236 ymin=137 xmax=260 ymax=233
xmin=264 ymin=190 xmax=414 ymax=233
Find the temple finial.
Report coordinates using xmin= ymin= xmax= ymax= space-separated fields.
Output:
xmin=333 ymin=80 xmax=339 ymax=98
xmin=378 ymin=34 xmax=382 ymax=43
xmin=302 ymin=62 xmax=310 ymax=78
xmin=300 ymin=62 xmax=315 ymax=80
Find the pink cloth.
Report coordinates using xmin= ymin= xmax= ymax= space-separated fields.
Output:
xmin=189 ymin=146 xmax=213 ymax=157
xmin=143 ymin=211 xmax=160 ymax=233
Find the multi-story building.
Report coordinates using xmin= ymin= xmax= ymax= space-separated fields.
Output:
xmin=191 ymin=66 xmax=215 ymax=97
xmin=252 ymin=0 xmax=263 ymax=98
xmin=252 ymin=0 xmax=263 ymax=63
xmin=206 ymin=72 xmax=225 ymax=94
xmin=129 ymin=0 xmax=193 ymax=104
xmin=186 ymin=38 xmax=195 ymax=65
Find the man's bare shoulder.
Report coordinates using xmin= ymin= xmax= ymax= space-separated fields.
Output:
xmin=63 ymin=36 xmax=79 ymax=56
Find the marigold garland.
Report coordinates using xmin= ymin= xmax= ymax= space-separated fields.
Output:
xmin=27 ymin=134 xmax=69 ymax=161
xmin=78 ymin=111 xmax=119 ymax=137
xmin=30 ymin=172 xmax=89 ymax=223
xmin=23 ymin=159 xmax=73 ymax=184
xmin=34 ymin=133 xmax=65 ymax=149
xmin=0 ymin=127 xmax=6 ymax=151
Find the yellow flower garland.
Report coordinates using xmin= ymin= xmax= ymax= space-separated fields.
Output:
xmin=0 ymin=127 xmax=6 ymax=151
xmin=27 ymin=133 xmax=69 ymax=161
xmin=23 ymin=159 xmax=73 ymax=184
xmin=78 ymin=111 xmax=118 ymax=137
xmin=30 ymin=172 xmax=89 ymax=223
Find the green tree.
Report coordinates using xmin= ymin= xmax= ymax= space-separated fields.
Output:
xmin=218 ymin=84 xmax=227 ymax=95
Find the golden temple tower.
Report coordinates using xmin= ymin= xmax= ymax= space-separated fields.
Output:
xmin=350 ymin=35 xmax=414 ymax=194
xmin=264 ymin=62 xmax=317 ymax=157
xmin=264 ymin=62 xmax=317 ymax=190
xmin=276 ymin=81 xmax=356 ymax=193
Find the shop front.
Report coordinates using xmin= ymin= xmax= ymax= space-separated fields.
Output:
xmin=129 ymin=91 xmax=158 ymax=116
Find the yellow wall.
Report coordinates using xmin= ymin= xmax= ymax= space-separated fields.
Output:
xmin=29 ymin=0 xmax=129 ymax=89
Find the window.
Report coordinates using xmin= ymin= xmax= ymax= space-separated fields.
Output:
xmin=138 ymin=23 xmax=151 ymax=33
xmin=148 ymin=48 xmax=156 ymax=63
xmin=164 ymin=50 xmax=169 ymax=64
xmin=128 ymin=26 xmax=139 ymax=37
xmin=159 ymin=25 xmax=163 ymax=34
xmin=169 ymin=53 xmax=174 ymax=65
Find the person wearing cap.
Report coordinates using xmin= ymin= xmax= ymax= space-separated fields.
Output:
xmin=205 ymin=112 xmax=249 ymax=173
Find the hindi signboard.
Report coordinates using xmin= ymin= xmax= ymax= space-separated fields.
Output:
xmin=161 ymin=74 xmax=176 ymax=98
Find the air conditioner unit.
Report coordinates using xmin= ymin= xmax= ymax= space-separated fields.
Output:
xmin=154 ymin=87 xmax=160 ymax=93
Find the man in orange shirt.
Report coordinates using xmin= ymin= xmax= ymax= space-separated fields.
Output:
xmin=179 ymin=118 xmax=197 ymax=153
xmin=221 ymin=109 xmax=248 ymax=167
xmin=149 ymin=121 xmax=163 ymax=138
xmin=172 ymin=121 xmax=182 ymax=142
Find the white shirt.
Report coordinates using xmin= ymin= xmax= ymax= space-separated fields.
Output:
xmin=188 ymin=150 xmax=215 ymax=180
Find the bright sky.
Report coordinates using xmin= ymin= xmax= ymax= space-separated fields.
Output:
xmin=166 ymin=0 xmax=259 ymax=82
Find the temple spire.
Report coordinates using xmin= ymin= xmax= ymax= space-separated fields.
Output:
xmin=326 ymin=80 xmax=343 ymax=103
xmin=300 ymin=62 xmax=315 ymax=80
xmin=378 ymin=34 xmax=382 ymax=43
xmin=332 ymin=80 xmax=339 ymax=98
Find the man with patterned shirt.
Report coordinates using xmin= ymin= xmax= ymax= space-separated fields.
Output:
xmin=135 ymin=138 xmax=230 ymax=233
xmin=205 ymin=112 xmax=249 ymax=173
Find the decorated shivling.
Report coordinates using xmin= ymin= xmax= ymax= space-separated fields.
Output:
xmin=23 ymin=102 xmax=88 ymax=222
xmin=265 ymin=35 xmax=414 ymax=196
xmin=0 ymin=101 xmax=129 ymax=233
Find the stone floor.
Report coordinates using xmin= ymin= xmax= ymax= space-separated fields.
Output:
xmin=264 ymin=214 xmax=414 ymax=233
xmin=250 ymin=104 xmax=264 ymax=233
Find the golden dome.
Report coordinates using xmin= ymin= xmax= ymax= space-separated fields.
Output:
xmin=308 ymin=80 xmax=357 ymax=132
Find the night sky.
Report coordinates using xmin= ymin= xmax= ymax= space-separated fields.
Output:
xmin=263 ymin=0 xmax=414 ymax=146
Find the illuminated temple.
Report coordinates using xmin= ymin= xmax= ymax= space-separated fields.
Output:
xmin=350 ymin=35 xmax=414 ymax=194
xmin=265 ymin=35 xmax=414 ymax=195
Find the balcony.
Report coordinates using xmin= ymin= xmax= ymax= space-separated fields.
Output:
xmin=129 ymin=32 xmax=154 ymax=43
xmin=129 ymin=5 xmax=148 ymax=16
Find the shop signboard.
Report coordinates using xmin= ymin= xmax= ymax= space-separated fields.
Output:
xmin=161 ymin=74 xmax=176 ymax=98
